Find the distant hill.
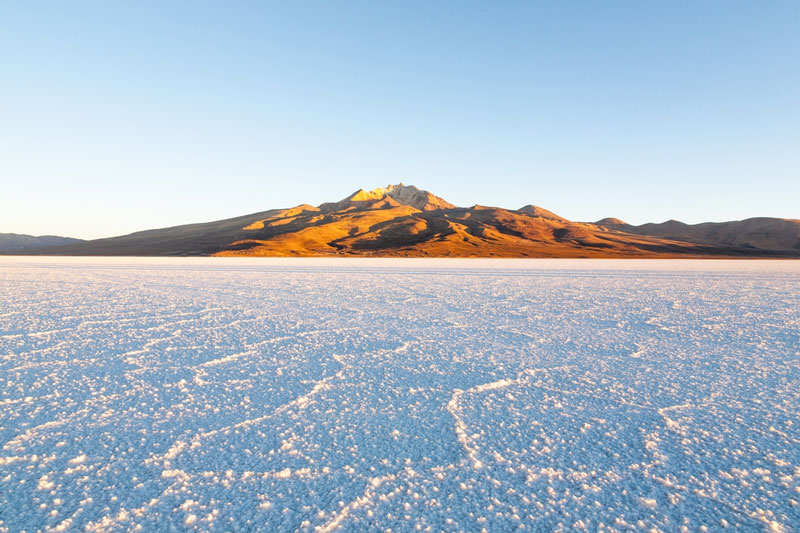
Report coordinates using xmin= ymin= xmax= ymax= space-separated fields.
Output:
xmin=518 ymin=205 xmax=568 ymax=222
xmin=0 ymin=233 xmax=84 ymax=253
xmin=593 ymin=217 xmax=800 ymax=253
xmin=15 ymin=183 xmax=798 ymax=258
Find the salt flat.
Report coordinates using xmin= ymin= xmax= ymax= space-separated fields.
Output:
xmin=1 ymin=257 xmax=798 ymax=532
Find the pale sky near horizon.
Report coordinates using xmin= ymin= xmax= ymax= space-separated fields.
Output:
xmin=2 ymin=1 xmax=799 ymax=239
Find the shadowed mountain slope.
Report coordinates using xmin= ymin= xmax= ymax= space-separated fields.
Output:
xmin=12 ymin=184 xmax=800 ymax=257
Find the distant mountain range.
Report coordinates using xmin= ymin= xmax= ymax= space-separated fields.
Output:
xmin=4 ymin=184 xmax=799 ymax=257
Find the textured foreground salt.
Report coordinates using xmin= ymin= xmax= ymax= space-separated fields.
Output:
xmin=1 ymin=258 xmax=798 ymax=532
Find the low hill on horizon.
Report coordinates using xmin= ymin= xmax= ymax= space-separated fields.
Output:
xmin=594 ymin=217 xmax=800 ymax=253
xmin=0 ymin=233 xmax=85 ymax=253
xmin=6 ymin=184 xmax=800 ymax=258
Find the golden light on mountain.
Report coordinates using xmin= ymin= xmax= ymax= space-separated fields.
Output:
xmin=9 ymin=184 xmax=800 ymax=258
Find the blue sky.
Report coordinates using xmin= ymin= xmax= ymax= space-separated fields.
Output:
xmin=2 ymin=1 xmax=798 ymax=239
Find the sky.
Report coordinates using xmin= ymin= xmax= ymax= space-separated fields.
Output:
xmin=2 ymin=1 xmax=799 ymax=239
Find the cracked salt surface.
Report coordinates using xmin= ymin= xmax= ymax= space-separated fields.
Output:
xmin=1 ymin=257 xmax=799 ymax=532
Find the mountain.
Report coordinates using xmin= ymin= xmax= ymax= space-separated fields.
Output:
xmin=594 ymin=217 xmax=800 ymax=253
xmin=0 ymin=233 xmax=84 ymax=253
xmin=10 ymin=184 xmax=799 ymax=258
xmin=322 ymin=183 xmax=456 ymax=212
xmin=595 ymin=217 xmax=628 ymax=226
xmin=519 ymin=205 xmax=568 ymax=222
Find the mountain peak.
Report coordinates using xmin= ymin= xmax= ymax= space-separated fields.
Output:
xmin=366 ymin=183 xmax=405 ymax=197
xmin=335 ymin=184 xmax=456 ymax=211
